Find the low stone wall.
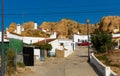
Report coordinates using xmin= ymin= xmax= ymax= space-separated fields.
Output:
xmin=90 ymin=53 xmax=117 ymax=76
xmin=56 ymin=50 xmax=64 ymax=58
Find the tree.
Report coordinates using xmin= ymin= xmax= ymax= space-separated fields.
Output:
xmin=91 ymin=30 xmax=114 ymax=53
xmin=39 ymin=43 xmax=52 ymax=50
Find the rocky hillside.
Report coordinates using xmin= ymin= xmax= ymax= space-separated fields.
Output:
xmin=40 ymin=19 xmax=95 ymax=38
xmin=7 ymin=16 xmax=120 ymax=38
xmin=99 ymin=16 xmax=120 ymax=33
xmin=7 ymin=22 xmax=50 ymax=38
xmin=7 ymin=22 xmax=17 ymax=33
xmin=22 ymin=22 xmax=35 ymax=31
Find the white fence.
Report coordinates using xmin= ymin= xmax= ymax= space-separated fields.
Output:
xmin=90 ymin=53 xmax=117 ymax=76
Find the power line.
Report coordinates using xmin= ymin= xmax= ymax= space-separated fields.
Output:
xmin=0 ymin=9 xmax=120 ymax=16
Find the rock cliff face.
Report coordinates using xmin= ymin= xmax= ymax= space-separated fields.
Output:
xmin=7 ymin=18 xmax=95 ymax=38
xmin=40 ymin=18 xmax=95 ymax=38
xmin=7 ymin=23 xmax=17 ymax=33
xmin=7 ymin=22 xmax=50 ymax=37
xmin=8 ymin=16 xmax=120 ymax=38
xmin=22 ymin=22 xmax=35 ymax=31
xmin=99 ymin=16 xmax=120 ymax=33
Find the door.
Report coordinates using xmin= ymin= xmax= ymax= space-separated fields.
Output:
xmin=23 ymin=47 xmax=34 ymax=66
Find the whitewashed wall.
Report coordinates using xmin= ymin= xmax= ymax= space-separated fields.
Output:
xmin=22 ymin=37 xmax=44 ymax=44
xmin=49 ymin=39 xmax=59 ymax=53
xmin=7 ymin=32 xmax=23 ymax=40
xmin=50 ymin=32 xmax=57 ymax=38
xmin=49 ymin=39 xmax=73 ymax=57
xmin=112 ymin=33 xmax=120 ymax=37
xmin=7 ymin=33 xmax=45 ymax=44
xmin=73 ymin=34 xmax=90 ymax=43
xmin=34 ymin=49 xmax=40 ymax=60
xmin=90 ymin=53 xmax=117 ymax=76
xmin=58 ymin=39 xmax=73 ymax=57
xmin=73 ymin=34 xmax=120 ymax=43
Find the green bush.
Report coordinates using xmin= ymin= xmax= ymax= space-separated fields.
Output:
xmin=96 ymin=54 xmax=107 ymax=60
xmin=6 ymin=48 xmax=16 ymax=76
xmin=39 ymin=43 xmax=52 ymax=50
xmin=17 ymin=62 xmax=25 ymax=67
xmin=96 ymin=54 xmax=113 ymax=66
xmin=91 ymin=30 xmax=113 ymax=53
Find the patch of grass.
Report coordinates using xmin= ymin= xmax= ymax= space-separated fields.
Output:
xmin=96 ymin=54 xmax=111 ymax=66
xmin=96 ymin=54 xmax=120 ymax=68
xmin=111 ymin=64 xmax=119 ymax=67
xmin=96 ymin=54 xmax=108 ymax=61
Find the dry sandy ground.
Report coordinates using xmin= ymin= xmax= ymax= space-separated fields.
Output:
xmin=4 ymin=47 xmax=120 ymax=76
xmin=16 ymin=47 xmax=99 ymax=76
xmin=95 ymin=49 xmax=120 ymax=76
xmin=109 ymin=49 xmax=120 ymax=75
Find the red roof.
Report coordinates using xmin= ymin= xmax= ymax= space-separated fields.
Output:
xmin=77 ymin=42 xmax=92 ymax=46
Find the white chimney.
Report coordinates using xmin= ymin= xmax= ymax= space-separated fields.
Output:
xmin=34 ymin=23 xmax=37 ymax=30
xmin=16 ymin=24 xmax=21 ymax=34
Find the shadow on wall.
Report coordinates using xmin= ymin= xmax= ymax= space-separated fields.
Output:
xmin=89 ymin=63 xmax=103 ymax=76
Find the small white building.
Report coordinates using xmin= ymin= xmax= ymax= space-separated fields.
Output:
xmin=6 ymin=32 xmax=45 ymax=44
xmin=34 ymin=38 xmax=74 ymax=58
xmin=49 ymin=39 xmax=73 ymax=57
xmin=73 ymin=34 xmax=90 ymax=43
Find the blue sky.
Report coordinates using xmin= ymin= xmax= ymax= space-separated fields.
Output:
xmin=0 ymin=0 xmax=120 ymax=29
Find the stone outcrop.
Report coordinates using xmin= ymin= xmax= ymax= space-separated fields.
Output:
xmin=7 ymin=22 xmax=17 ymax=33
xmin=99 ymin=16 xmax=120 ymax=33
xmin=8 ymin=16 xmax=120 ymax=38
xmin=40 ymin=18 xmax=95 ymax=38
xmin=22 ymin=22 xmax=35 ymax=31
xmin=7 ymin=22 xmax=50 ymax=37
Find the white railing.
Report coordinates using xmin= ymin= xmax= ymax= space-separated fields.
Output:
xmin=90 ymin=53 xmax=117 ymax=76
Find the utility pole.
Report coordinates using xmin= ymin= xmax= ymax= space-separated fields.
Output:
xmin=86 ymin=19 xmax=90 ymax=62
xmin=1 ymin=0 xmax=5 ymax=76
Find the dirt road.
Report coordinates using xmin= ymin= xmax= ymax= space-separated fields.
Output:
xmin=20 ymin=46 xmax=99 ymax=76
